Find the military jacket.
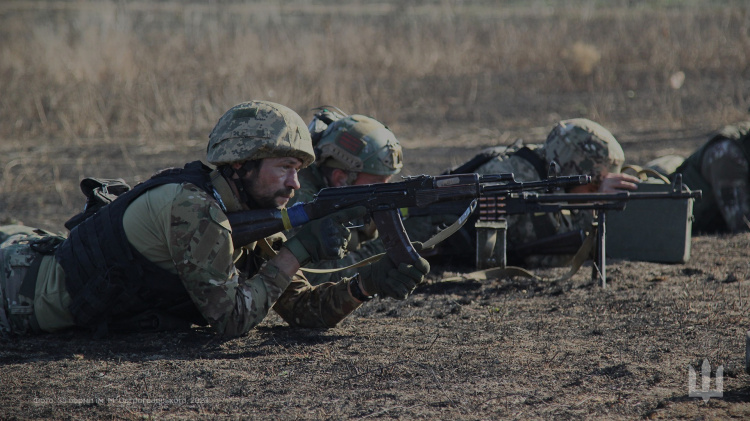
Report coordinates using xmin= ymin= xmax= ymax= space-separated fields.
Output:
xmin=37 ymin=162 xmax=361 ymax=335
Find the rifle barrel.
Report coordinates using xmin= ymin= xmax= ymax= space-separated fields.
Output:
xmin=520 ymin=189 xmax=702 ymax=203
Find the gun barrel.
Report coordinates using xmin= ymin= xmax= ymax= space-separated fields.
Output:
xmin=480 ymin=174 xmax=590 ymax=194
xmin=627 ymin=190 xmax=703 ymax=201
xmin=516 ymin=188 xmax=701 ymax=203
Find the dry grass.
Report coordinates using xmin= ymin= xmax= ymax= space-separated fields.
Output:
xmin=1 ymin=0 xmax=748 ymax=144
xmin=1 ymin=0 xmax=749 ymax=229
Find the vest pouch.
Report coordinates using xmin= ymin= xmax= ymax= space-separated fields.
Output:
xmin=64 ymin=178 xmax=131 ymax=231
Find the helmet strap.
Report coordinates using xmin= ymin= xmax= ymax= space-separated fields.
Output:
xmin=220 ymin=162 xmax=262 ymax=209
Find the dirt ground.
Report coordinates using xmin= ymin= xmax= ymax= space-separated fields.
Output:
xmin=1 ymin=130 xmax=749 ymax=420
xmin=2 ymin=1 xmax=750 ymax=418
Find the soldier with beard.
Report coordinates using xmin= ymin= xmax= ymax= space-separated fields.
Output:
xmin=0 ymin=101 xmax=429 ymax=337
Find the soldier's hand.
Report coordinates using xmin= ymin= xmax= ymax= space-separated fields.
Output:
xmin=598 ymin=173 xmax=639 ymax=193
xmin=283 ymin=206 xmax=367 ymax=266
xmin=345 ymin=218 xmax=378 ymax=252
xmin=358 ymin=256 xmax=430 ymax=300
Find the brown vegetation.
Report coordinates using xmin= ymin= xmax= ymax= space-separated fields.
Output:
xmin=1 ymin=1 xmax=749 ymax=419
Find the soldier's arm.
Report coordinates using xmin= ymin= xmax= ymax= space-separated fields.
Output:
xmin=168 ymin=185 xmax=301 ymax=336
xmin=272 ymin=274 xmax=363 ymax=328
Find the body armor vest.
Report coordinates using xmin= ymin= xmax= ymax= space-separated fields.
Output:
xmin=55 ymin=161 xmax=216 ymax=330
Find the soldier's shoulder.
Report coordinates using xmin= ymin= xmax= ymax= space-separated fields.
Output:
xmin=170 ymin=183 xmax=225 ymax=223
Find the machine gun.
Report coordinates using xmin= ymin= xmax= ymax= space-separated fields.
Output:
xmin=477 ymin=174 xmax=702 ymax=287
xmin=226 ymin=173 xmax=590 ymax=266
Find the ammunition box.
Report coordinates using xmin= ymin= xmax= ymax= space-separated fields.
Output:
xmin=606 ymin=182 xmax=695 ymax=263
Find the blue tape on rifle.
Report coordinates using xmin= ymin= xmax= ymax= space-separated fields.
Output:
xmin=286 ymin=204 xmax=310 ymax=227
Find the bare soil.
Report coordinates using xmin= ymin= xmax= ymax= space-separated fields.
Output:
xmin=1 ymin=131 xmax=749 ymax=420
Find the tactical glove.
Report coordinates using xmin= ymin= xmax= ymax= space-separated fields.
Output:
xmin=283 ymin=206 xmax=367 ymax=266
xmin=358 ymin=256 xmax=430 ymax=300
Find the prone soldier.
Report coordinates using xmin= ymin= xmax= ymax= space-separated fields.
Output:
xmin=432 ymin=118 xmax=640 ymax=267
xmin=288 ymin=109 xmax=405 ymax=284
xmin=652 ymin=122 xmax=750 ymax=234
xmin=0 ymin=100 xmax=430 ymax=337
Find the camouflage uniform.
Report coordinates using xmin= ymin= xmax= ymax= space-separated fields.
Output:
xmin=671 ymin=122 xmax=750 ymax=233
xmin=0 ymin=226 xmax=65 ymax=335
xmin=0 ymin=166 xmax=364 ymax=336
xmin=474 ymin=118 xmax=625 ymax=267
xmin=287 ymin=113 xmax=404 ymax=285
xmin=0 ymin=101 xmax=363 ymax=336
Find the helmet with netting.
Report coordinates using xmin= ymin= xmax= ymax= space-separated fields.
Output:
xmin=315 ymin=114 xmax=403 ymax=176
xmin=542 ymin=118 xmax=624 ymax=184
xmin=206 ymin=101 xmax=315 ymax=167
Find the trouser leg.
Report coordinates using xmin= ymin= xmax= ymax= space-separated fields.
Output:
xmin=0 ymin=229 xmax=43 ymax=335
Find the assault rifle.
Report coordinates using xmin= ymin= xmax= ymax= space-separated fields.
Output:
xmin=226 ymin=173 xmax=590 ymax=266
xmin=477 ymin=174 xmax=702 ymax=286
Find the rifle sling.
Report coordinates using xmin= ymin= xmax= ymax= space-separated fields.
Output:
xmin=441 ymin=229 xmax=596 ymax=283
xmin=300 ymin=200 xmax=478 ymax=274
xmin=254 ymin=232 xmax=378 ymax=275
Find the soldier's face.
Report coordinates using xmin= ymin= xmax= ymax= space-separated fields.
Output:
xmin=245 ymin=157 xmax=303 ymax=208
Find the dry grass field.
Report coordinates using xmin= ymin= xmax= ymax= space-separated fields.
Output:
xmin=1 ymin=0 xmax=750 ymax=419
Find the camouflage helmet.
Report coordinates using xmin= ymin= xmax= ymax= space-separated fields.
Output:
xmin=206 ymin=101 xmax=315 ymax=167
xmin=315 ymin=114 xmax=403 ymax=176
xmin=542 ymin=118 xmax=624 ymax=184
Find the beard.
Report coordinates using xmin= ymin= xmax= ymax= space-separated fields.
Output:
xmin=243 ymin=177 xmax=295 ymax=209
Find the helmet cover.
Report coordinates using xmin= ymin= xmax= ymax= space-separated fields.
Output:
xmin=315 ymin=114 xmax=403 ymax=176
xmin=542 ymin=118 xmax=624 ymax=183
xmin=207 ymin=101 xmax=315 ymax=167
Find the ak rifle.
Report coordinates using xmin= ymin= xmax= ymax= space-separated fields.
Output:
xmin=227 ymin=173 xmax=591 ymax=266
